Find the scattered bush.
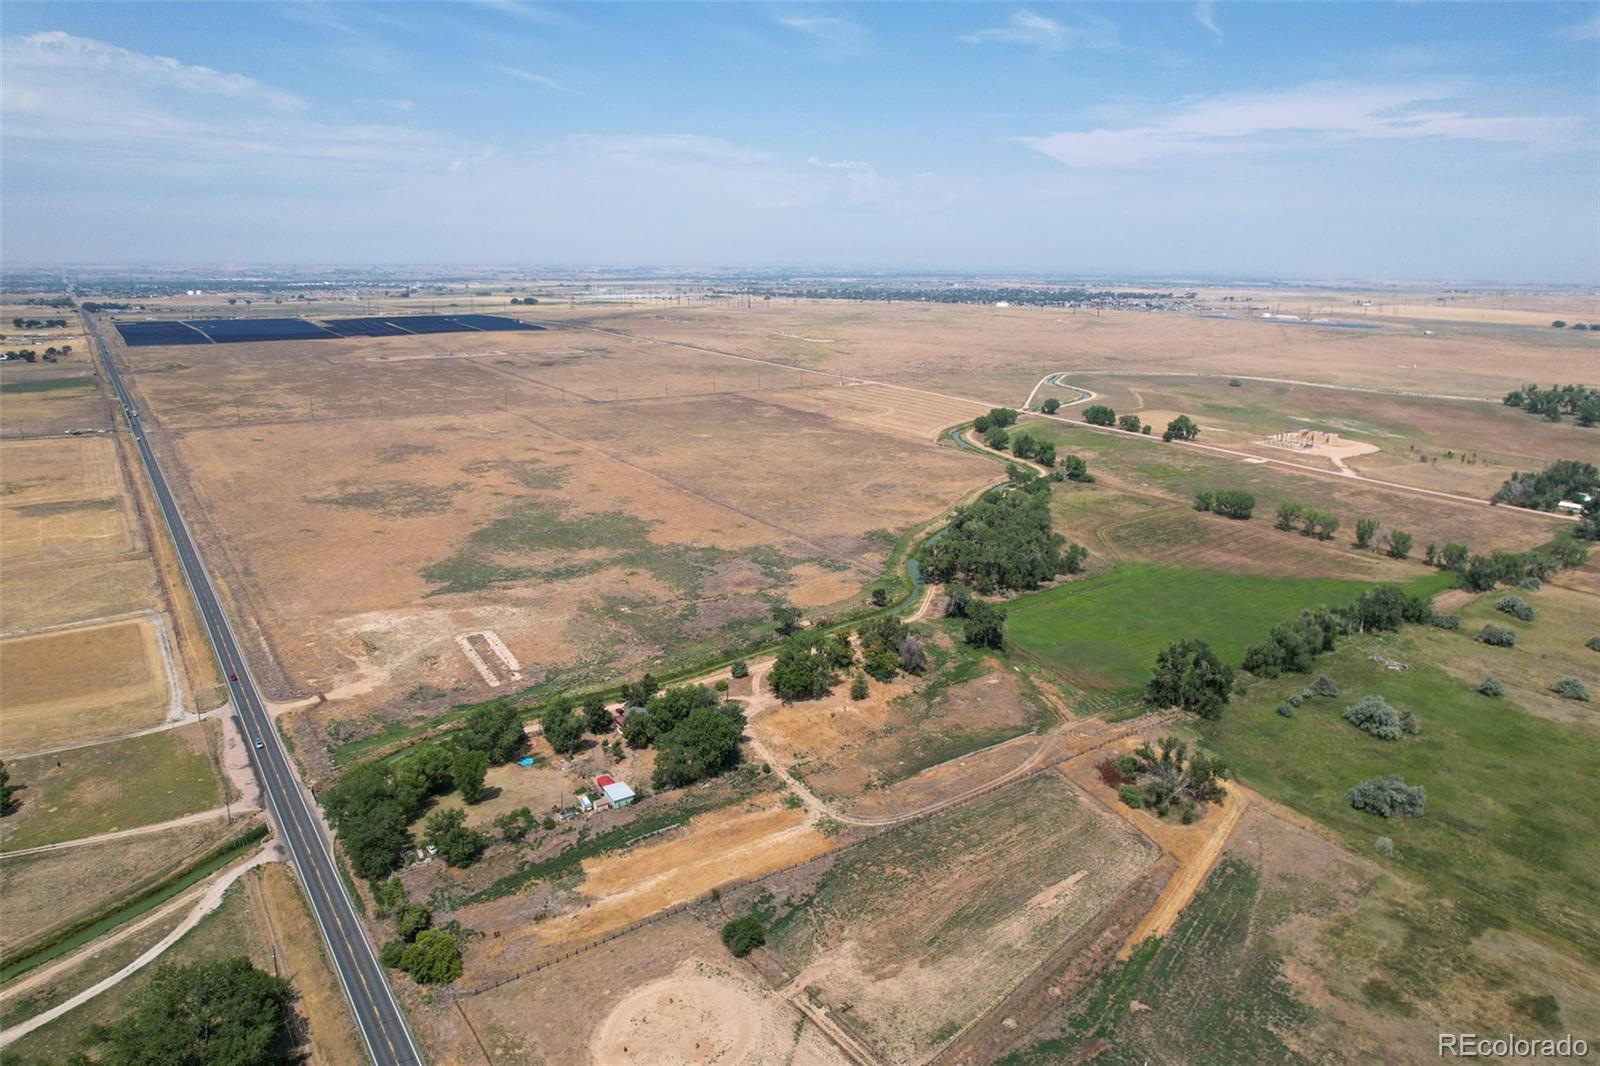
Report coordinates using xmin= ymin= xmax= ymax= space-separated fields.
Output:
xmin=1118 ymin=413 xmax=1143 ymax=433
xmin=1117 ymin=784 xmax=1144 ymax=809
xmin=1059 ymin=454 xmax=1093 ymax=482
xmin=1374 ymin=836 xmax=1395 ymax=856
xmin=1476 ymin=624 xmax=1517 ymax=647
xmin=1341 ymin=695 xmax=1419 ymax=740
xmin=1276 ymin=702 xmax=1295 ymax=718
xmin=850 ymin=676 xmax=869 ymax=700
xmin=1286 ymin=692 xmax=1305 ymax=707
xmin=730 ymin=659 xmax=749 ymax=679
xmin=1347 ymin=775 xmax=1425 ymax=818
xmin=1478 ymin=676 xmax=1505 ymax=697
xmin=1193 ymin=491 xmax=1213 ymax=512
xmin=1096 ymin=757 xmax=1129 ymax=787
xmin=1310 ymin=675 xmax=1340 ymax=698
xmin=1551 ymin=677 xmax=1592 ymax=701
xmin=721 ymin=914 xmax=766 ymax=957
xmin=1040 ymin=396 xmax=1061 ymax=414
xmin=1429 ymin=611 xmax=1461 ymax=630
xmin=1383 ymin=530 xmax=1414 ymax=559
xmin=1587 ymin=635 xmax=1600 ymax=652
xmin=1495 ymin=595 xmax=1536 ymax=621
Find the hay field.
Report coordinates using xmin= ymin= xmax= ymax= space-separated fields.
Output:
xmin=0 ymin=436 xmax=137 ymax=565
xmin=0 ymin=616 xmax=171 ymax=755
xmin=767 ymin=773 xmax=1157 ymax=1064
xmin=0 ymin=723 xmax=223 ymax=852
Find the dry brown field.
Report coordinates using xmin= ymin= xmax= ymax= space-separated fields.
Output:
xmin=431 ymin=912 xmax=845 ymax=1066
xmin=0 ymin=436 xmax=138 ymax=564
xmin=765 ymin=772 xmax=1158 ymax=1064
xmin=547 ymin=297 xmax=1599 ymax=402
xmin=461 ymin=791 xmax=836 ymax=980
xmin=0 ymin=615 xmax=172 ymax=755
xmin=110 ymin=318 xmax=992 ymax=744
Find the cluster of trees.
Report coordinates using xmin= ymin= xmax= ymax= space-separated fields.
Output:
xmin=1193 ymin=489 xmax=1255 ymax=520
xmin=1273 ymin=501 xmax=1340 ymax=540
xmin=1100 ymin=736 xmax=1229 ymax=821
xmin=508 ymin=296 xmax=541 ymax=305
xmin=1347 ymin=775 xmax=1425 ymax=818
xmin=1493 ymin=460 xmax=1600 ymax=511
xmin=1082 ymin=404 xmax=1116 ymax=427
xmin=622 ymin=684 xmax=745 ymax=789
xmin=857 ymin=614 xmax=928 ymax=680
xmin=374 ymin=879 xmax=464 ymax=984
xmin=1146 ymin=639 xmax=1234 ymax=719
xmin=1006 ymin=431 xmax=1056 ymax=467
xmin=1451 ymin=534 xmax=1591 ymax=590
xmin=9 ymin=316 xmax=67 ymax=329
xmin=1162 ymin=415 xmax=1200 ymax=442
xmin=769 ymin=629 xmax=855 ymax=700
xmin=0 ymin=760 xmax=10 ymax=814
xmin=1057 ymin=454 xmax=1093 ymax=482
xmin=1241 ymin=586 xmax=1430 ymax=680
xmin=945 ymin=583 xmax=1008 ymax=648
xmin=757 ymin=283 xmax=1171 ymax=306
xmin=1342 ymin=695 xmax=1420 ymax=740
xmin=540 ymin=691 xmax=616 ymax=755
xmin=324 ymin=701 xmax=525 ymax=881
xmin=69 ymin=957 xmax=294 ymax=1064
xmin=917 ymin=486 xmax=1083 ymax=593
xmin=972 ymin=407 xmax=1018 ymax=434
xmin=1501 ymin=383 xmax=1599 ymax=426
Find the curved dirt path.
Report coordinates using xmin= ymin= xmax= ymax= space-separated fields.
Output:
xmin=0 ymin=847 xmax=280 ymax=1049
xmin=0 ymin=805 xmax=247 ymax=860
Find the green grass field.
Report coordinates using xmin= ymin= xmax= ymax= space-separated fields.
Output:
xmin=0 ymin=377 xmax=95 ymax=395
xmin=1198 ymin=629 xmax=1600 ymax=963
xmin=0 ymin=725 xmax=224 ymax=852
xmin=1005 ymin=563 xmax=1447 ymax=698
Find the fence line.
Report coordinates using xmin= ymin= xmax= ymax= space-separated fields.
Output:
xmin=448 ymin=767 xmax=1052 ymax=998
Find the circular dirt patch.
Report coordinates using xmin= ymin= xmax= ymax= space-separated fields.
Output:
xmin=590 ymin=969 xmax=764 ymax=1065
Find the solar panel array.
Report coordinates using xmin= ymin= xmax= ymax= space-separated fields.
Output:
xmin=114 ymin=314 xmax=544 ymax=347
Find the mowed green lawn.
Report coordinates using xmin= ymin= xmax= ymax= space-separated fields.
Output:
xmin=1006 ymin=563 xmax=1445 ymax=694
xmin=1199 ymin=631 xmax=1600 ymax=963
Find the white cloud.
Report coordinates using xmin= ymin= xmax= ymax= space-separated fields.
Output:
xmin=1020 ymin=80 xmax=1583 ymax=168
xmin=4 ymin=31 xmax=306 ymax=110
xmin=959 ymin=9 xmax=1116 ymax=52
xmin=1556 ymin=9 xmax=1600 ymax=40
xmin=494 ymin=65 xmax=574 ymax=93
xmin=1194 ymin=1 xmax=1223 ymax=40
xmin=1 ymin=31 xmax=451 ymax=177
xmin=775 ymin=12 xmax=871 ymax=55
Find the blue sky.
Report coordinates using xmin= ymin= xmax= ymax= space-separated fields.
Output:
xmin=2 ymin=2 xmax=1597 ymax=280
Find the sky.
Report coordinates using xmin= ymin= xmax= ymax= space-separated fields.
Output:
xmin=2 ymin=1 xmax=1597 ymax=281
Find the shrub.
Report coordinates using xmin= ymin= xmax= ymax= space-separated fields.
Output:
xmin=1118 ymin=414 xmax=1144 ymax=433
xmin=1347 ymin=775 xmax=1425 ymax=818
xmin=1211 ymin=490 xmax=1256 ymax=520
xmin=1476 ymin=624 xmax=1517 ymax=647
xmin=714 ymin=678 xmax=728 ymax=692
xmin=1429 ymin=611 xmax=1461 ymax=630
xmin=1193 ymin=491 xmax=1213 ymax=512
xmin=1275 ymin=702 xmax=1295 ymax=718
xmin=1286 ymin=692 xmax=1305 ymax=707
xmin=1478 ymin=676 xmax=1505 ymax=697
xmin=1083 ymin=404 xmax=1116 ymax=427
xmin=1096 ymin=757 xmax=1128 ymax=786
xmin=730 ymin=659 xmax=749 ymax=679
xmin=1587 ymin=635 xmax=1600 ymax=652
xmin=1341 ymin=695 xmax=1418 ymax=740
xmin=850 ymin=676 xmax=869 ymax=700
xmin=1374 ymin=836 xmax=1395 ymax=856
xmin=721 ymin=914 xmax=766 ymax=957
xmin=1494 ymin=595 xmax=1536 ymax=621
xmin=1309 ymin=676 xmax=1340 ymax=698
xmin=1551 ymin=677 xmax=1592 ymax=701
xmin=1040 ymin=396 xmax=1061 ymax=414
xmin=399 ymin=929 xmax=462 ymax=984
xmin=1117 ymin=784 xmax=1144 ymax=809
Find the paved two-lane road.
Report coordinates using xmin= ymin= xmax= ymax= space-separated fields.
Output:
xmin=82 ymin=308 xmax=424 ymax=1066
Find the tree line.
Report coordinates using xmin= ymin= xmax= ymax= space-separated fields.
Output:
xmin=1502 ymin=383 xmax=1599 ymax=426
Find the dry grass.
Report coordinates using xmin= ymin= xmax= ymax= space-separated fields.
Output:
xmin=0 ymin=616 xmax=169 ymax=755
